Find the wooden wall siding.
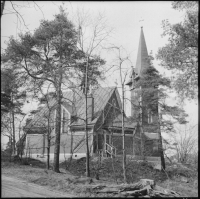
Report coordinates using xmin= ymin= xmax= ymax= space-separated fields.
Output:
xmin=25 ymin=132 xmax=93 ymax=156
xmin=125 ymin=136 xmax=134 ymax=155
xmin=25 ymin=134 xmax=44 ymax=154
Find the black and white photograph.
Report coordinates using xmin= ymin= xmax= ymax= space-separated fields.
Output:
xmin=1 ymin=1 xmax=198 ymax=197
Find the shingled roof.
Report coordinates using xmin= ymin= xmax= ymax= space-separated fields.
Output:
xmin=71 ymin=86 xmax=119 ymax=127
xmin=24 ymin=86 xmax=122 ymax=131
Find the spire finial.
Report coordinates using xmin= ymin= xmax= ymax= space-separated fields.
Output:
xmin=139 ymin=18 xmax=144 ymax=28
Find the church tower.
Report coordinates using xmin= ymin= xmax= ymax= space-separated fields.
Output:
xmin=126 ymin=27 xmax=159 ymax=134
xmin=126 ymin=27 xmax=149 ymax=120
xmin=126 ymin=27 xmax=161 ymax=159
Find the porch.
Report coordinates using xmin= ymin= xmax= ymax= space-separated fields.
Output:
xmin=93 ymin=128 xmax=141 ymax=158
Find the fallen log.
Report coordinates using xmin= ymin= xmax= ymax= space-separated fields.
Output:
xmin=91 ymin=179 xmax=180 ymax=197
xmin=96 ymin=187 xmax=120 ymax=194
xmin=121 ymin=187 xmax=148 ymax=196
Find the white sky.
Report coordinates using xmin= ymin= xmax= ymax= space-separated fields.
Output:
xmin=1 ymin=1 xmax=198 ymax=148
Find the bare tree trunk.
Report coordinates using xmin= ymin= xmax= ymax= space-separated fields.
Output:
xmin=9 ymin=111 xmax=13 ymax=160
xmin=53 ymin=64 xmax=62 ymax=173
xmin=47 ymin=137 xmax=50 ymax=169
xmin=158 ymin=107 xmax=165 ymax=170
xmin=11 ymin=92 xmax=15 ymax=155
xmin=47 ymin=120 xmax=50 ymax=170
xmin=12 ymin=110 xmax=15 ymax=155
xmin=158 ymin=123 xmax=165 ymax=170
xmin=140 ymin=124 xmax=145 ymax=161
xmin=139 ymin=87 xmax=145 ymax=161
xmin=53 ymin=29 xmax=64 ymax=173
xmin=118 ymin=58 xmax=127 ymax=183
xmin=43 ymin=133 xmax=45 ymax=156
xmin=67 ymin=131 xmax=73 ymax=170
xmin=122 ymin=85 xmax=127 ymax=183
xmin=85 ymin=55 xmax=90 ymax=177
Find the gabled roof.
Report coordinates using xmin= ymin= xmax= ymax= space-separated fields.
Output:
xmin=24 ymin=86 xmax=118 ymax=130
xmin=71 ymin=86 xmax=117 ymax=126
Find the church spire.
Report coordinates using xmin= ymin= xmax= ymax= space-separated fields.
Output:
xmin=135 ymin=27 xmax=149 ymax=76
xmin=125 ymin=27 xmax=149 ymax=86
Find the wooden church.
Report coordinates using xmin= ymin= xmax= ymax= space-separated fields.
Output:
xmin=17 ymin=27 xmax=160 ymax=162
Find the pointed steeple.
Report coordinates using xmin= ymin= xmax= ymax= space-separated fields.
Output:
xmin=125 ymin=27 xmax=149 ymax=86
xmin=135 ymin=27 xmax=149 ymax=76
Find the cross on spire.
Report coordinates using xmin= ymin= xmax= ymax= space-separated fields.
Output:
xmin=139 ymin=18 xmax=144 ymax=28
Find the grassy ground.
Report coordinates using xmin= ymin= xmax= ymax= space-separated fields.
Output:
xmin=1 ymin=156 xmax=198 ymax=197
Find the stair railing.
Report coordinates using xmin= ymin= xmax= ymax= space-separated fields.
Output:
xmin=105 ymin=143 xmax=116 ymax=158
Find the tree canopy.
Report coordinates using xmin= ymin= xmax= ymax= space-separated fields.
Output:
xmin=1 ymin=7 xmax=105 ymax=94
xmin=156 ymin=1 xmax=198 ymax=101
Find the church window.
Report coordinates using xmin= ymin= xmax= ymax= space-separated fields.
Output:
xmin=148 ymin=110 xmax=153 ymax=124
xmin=62 ymin=108 xmax=69 ymax=133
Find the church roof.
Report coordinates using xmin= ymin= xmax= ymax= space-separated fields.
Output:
xmin=24 ymin=86 xmax=127 ymax=131
xmin=71 ymin=86 xmax=118 ymax=126
xmin=135 ymin=27 xmax=149 ymax=76
xmin=126 ymin=27 xmax=149 ymax=85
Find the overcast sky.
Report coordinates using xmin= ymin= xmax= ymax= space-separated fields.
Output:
xmin=1 ymin=1 xmax=198 ymax=146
